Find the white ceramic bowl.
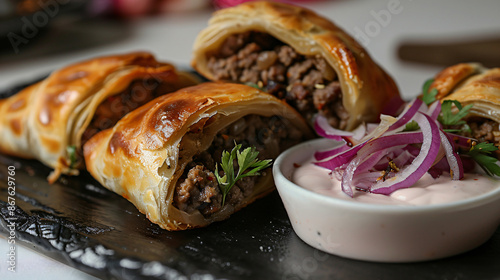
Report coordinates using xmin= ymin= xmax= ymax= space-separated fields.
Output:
xmin=273 ymin=138 xmax=500 ymax=262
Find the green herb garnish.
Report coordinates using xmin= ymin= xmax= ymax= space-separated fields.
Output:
xmin=460 ymin=123 xmax=472 ymax=134
xmin=215 ymin=143 xmax=273 ymax=206
xmin=464 ymin=142 xmax=500 ymax=176
xmin=438 ymin=100 xmax=474 ymax=128
xmin=422 ymin=79 xmax=438 ymax=106
xmin=403 ymin=120 xmax=419 ymax=132
xmin=67 ymin=145 xmax=77 ymax=169
xmin=245 ymin=82 xmax=264 ymax=91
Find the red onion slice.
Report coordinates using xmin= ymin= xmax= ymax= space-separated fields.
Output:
xmin=341 ymin=132 xmax=425 ymax=196
xmin=356 ymin=150 xmax=387 ymax=174
xmin=314 ymin=143 xmax=351 ymax=161
xmin=370 ymin=113 xmax=441 ymax=195
xmin=447 ymin=133 xmax=474 ymax=150
xmin=427 ymin=101 xmax=442 ymax=121
xmin=388 ymin=98 xmax=425 ymax=131
xmin=314 ymin=115 xmax=365 ymax=141
xmin=314 ymin=143 xmax=366 ymax=170
xmin=352 ymin=172 xmax=384 ymax=190
xmin=440 ymin=130 xmax=464 ymax=180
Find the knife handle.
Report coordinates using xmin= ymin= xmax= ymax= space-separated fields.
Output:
xmin=398 ymin=37 xmax=500 ymax=68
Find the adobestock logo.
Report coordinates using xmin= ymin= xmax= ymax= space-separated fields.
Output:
xmin=8 ymin=0 xmax=71 ymax=54
xmin=352 ymin=0 xmax=410 ymax=46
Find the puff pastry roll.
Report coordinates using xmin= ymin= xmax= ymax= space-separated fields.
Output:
xmin=0 ymin=52 xmax=198 ymax=182
xmin=83 ymin=82 xmax=312 ymax=230
xmin=431 ymin=63 xmax=500 ymax=151
xmin=192 ymin=1 xmax=401 ymax=131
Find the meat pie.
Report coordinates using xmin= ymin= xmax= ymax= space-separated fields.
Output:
xmin=431 ymin=63 xmax=500 ymax=157
xmin=0 ymin=52 xmax=198 ymax=182
xmin=83 ymin=83 xmax=313 ymax=230
xmin=192 ymin=1 xmax=402 ymax=131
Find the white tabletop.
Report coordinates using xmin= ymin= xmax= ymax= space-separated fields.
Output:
xmin=1 ymin=0 xmax=500 ymax=278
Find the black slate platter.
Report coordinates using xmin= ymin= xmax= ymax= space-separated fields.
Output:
xmin=2 ymin=80 xmax=500 ymax=280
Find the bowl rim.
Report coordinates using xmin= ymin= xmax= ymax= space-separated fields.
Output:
xmin=273 ymin=138 xmax=500 ymax=213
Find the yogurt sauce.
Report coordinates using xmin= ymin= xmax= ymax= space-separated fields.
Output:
xmin=293 ymin=156 xmax=500 ymax=206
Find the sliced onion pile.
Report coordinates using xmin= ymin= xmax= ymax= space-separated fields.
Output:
xmin=314 ymin=98 xmax=475 ymax=196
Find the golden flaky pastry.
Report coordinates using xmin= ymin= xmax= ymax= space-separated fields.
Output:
xmin=83 ymin=82 xmax=313 ymax=230
xmin=431 ymin=63 xmax=500 ymax=149
xmin=0 ymin=52 xmax=198 ymax=182
xmin=192 ymin=1 xmax=401 ymax=131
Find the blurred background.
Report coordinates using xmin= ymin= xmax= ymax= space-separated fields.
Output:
xmin=1 ymin=0 xmax=500 ymax=99
xmin=1 ymin=0 xmax=500 ymax=279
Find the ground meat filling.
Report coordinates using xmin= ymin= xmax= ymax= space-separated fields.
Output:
xmin=81 ymin=79 xmax=166 ymax=146
xmin=449 ymin=118 xmax=500 ymax=158
xmin=174 ymin=165 xmax=222 ymax=216
xmin=468 ymin=120 xmax=500 ymax=144
xmin=206 ymin=31 xmax=347 ymax=129
xmin=173 ymin=114 xmax=304 ymax=217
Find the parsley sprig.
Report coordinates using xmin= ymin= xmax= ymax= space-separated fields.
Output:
xmin=422 ymin=79 xmax=438 ymax=105
xmin=403 ymin=120 xmax=419 ymax=132
xmin=438 ymin=100 xmax=473 ymax=132
xmin=215 ymin=143 xmax=273 ymax=206
xmin=67 ymin=145 xmax=77 ymax=169
xmin=245 ymin=82 xmax=264 ymax=91
xmin=464 ymin=142 xmax=500 ymax=176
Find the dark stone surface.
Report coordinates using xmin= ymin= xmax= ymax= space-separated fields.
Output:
xmin=1 ymin=152 xmax=500 ymax=280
